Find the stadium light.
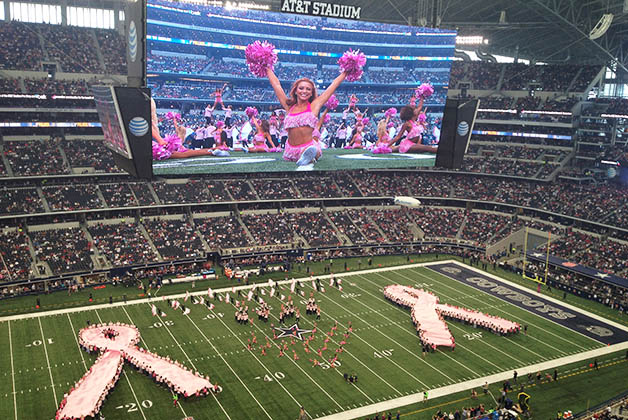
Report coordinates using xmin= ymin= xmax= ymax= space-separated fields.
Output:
xmin=601 ymin=113 xmax=628 ymax=119
xmin=224 ymin=1 xmax=270 ymax=10
xmin=456 ymin=36 xmax=487 ymax=45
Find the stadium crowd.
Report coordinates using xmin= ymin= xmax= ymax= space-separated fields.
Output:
xmin=90 ymin=222 xmax=159 ymax=266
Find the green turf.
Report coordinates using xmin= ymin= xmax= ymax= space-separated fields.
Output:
xmin=153 ymin=148 xmax=436 ymax=174
xmin=2 ymin=263 xmax=621 ymax=420
xmin=389 ymin=351 xmax=628 ymax=419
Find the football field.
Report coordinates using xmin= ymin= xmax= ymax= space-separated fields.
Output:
xmin=1 ymin=261 xmax=626 ymax=420
xmin=152 ymin=148 xmax=436 ymax=174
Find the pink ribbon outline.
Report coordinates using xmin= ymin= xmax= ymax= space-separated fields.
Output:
xmin=383 ymin=285 xmax=520 ymax=350
xmin=56 ymin=323 xmax=215 ymax=420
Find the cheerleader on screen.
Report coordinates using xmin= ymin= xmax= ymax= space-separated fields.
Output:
xmin=371 ymin=116 xmax=393 ymax=154
xmin=212 ymin=121 xmax=230 ymax=153
xmin=211 ymin=83 xmax=228 ymax=110
xmin=248 ymin=117 xmax=277 ymax=153
xmin=151 ymin=98 xmax=223 ymax=160
xmin=388 ymin=105 xmax=436 ymax=154
xmin=246 ymin=41 xmax=366 ymax=166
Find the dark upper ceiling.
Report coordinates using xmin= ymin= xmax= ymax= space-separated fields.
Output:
xmin=52 ymin=0 xmax=628 ymax=71
xmin=290 ymin=0 xmax=628 ymax=70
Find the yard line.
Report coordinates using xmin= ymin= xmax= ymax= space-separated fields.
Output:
xmin=331 ymin=277 xmax=484 ymax=378
xmin=301 ymin=283 xmax=436 ymax=388
xmin=205 ymin=304 xmax=320 ymax=417
xmin=66 ymin=314 xmax=88 ymax=370
xmin=8 ymin=321 xmax=17 ymax=420
xmin=263 ymin=294 xmax=377 ymax=403
xmin=182 ymin=311 xmax=273 ymax=419
xmin=356 ymin=274 xmax=501 ymax=372
xmin=488 ymin=389 xmax=499 ymax=406
xmin=38 ymin=317 xmax=58 ymax=406
xmin=377 ymin=271 xmax=528 ymax=366
xmin=122 ymin=302 xmax=224 ymax=420
xmin=242 ymin=309 xmax=346 ymax=412
xmin=395 ymin=272 xmax=548 ymax=360
xmin=94 ymin=309 xmax=149 ymax=420
xmin=417 ymin=267 xmax=586 ymax=353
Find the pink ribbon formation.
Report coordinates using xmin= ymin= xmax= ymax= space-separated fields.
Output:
xmin=56 ymin=323 xmax=215 ymax=420
xmin=383 ymin=285 xmax=520 ymax=350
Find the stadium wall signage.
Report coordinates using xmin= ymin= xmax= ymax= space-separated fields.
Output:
xmin=281 ymin=0 xmax=362 ymax=20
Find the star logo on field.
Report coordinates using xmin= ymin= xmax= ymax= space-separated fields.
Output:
xmin=274 ymin=323 xmax=313 ymax=341
xmin=595 ymin=272 xmax=609 ymax=279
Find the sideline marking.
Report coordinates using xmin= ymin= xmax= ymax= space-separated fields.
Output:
xmin=425 ymin=262 xmax=628 ymax=344
xmin=405 ymin=269 xmax=574 ymax=355
xmin=0 ymin=262 xmax=448 ymax=323
xmin=314 ymin=345 xmax=628 ymax=420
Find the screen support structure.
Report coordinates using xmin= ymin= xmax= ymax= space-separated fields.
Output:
xmin=126 ymin=0 xmax=147 ymax=88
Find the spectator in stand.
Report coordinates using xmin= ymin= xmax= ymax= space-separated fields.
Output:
xmin=90 ymin=223 xmax=158 ymax=266
xmin=0 ymin=21 xmax=42 ymax=71
xmin=31 ymin=227 xmax=93 ymax=275
xmin=0 ymin=229 xmax=34 ymax=282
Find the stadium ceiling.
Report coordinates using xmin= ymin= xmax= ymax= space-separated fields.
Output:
xmin=348 ymin=0 xmax=628 ymax=70
xmin=64 ymin=0 xmax=627 ymax=70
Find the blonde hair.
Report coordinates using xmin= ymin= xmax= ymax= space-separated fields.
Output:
xmin=377 ymin=119 xmax=387 ymax=139
xmin=286 ymin=78 xmax=317 ymax=106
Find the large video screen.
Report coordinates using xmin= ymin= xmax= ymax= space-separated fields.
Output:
xmin=92 ymin=85 xmax=134 ymax=159
xmin=147 ymin=1 xmax=456 ymax=174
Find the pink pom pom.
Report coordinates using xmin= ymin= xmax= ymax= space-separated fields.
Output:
xmin=164 ymin=134 xmax=184 ymax=154
xmin=387 ymin=122 xmax=395 ymax=129
xmin=323 ymin=114 xmax=331 ymax=124
xmin=215 ymin=120 xmax=225 ymax=129
xmin=372 ymin=145 xmax=392 ymax=154
xmin=418 ymin=113 xmax=427 ymax=123
xmin=338 ymin=49 xmax=366 ymax=82
xmin=269 ymin=147 xmax=282 ymax=153
xmin=152 ymin=141 xmax=170 ymax=161
xmin=415 ymin=83 xmax=434 ymax=99
xmin=325 ymin=95 xmax=339 ymax=110
xmin=245 ymin=40 xmax=278 ymax=78
xmin=245 ymin=107 xmax=258 ymax=119
xmin=165 ymin=112 xmax=181 ymax=121
xmin=384 ymin=108 xmax=397 ymax=118
xmin=361 ymin=117 xmax=370 ymax=126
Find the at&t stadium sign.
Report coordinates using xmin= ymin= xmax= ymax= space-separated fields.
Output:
xmin=281 ymin=0 xmax=362 ymax=19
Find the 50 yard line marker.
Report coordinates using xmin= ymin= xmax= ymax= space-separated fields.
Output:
xmin=8 ymin=321 xmax=17 ymax=420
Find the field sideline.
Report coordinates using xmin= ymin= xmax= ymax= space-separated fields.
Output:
xmin=1 ymin=261 xmax=626 ymax=420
